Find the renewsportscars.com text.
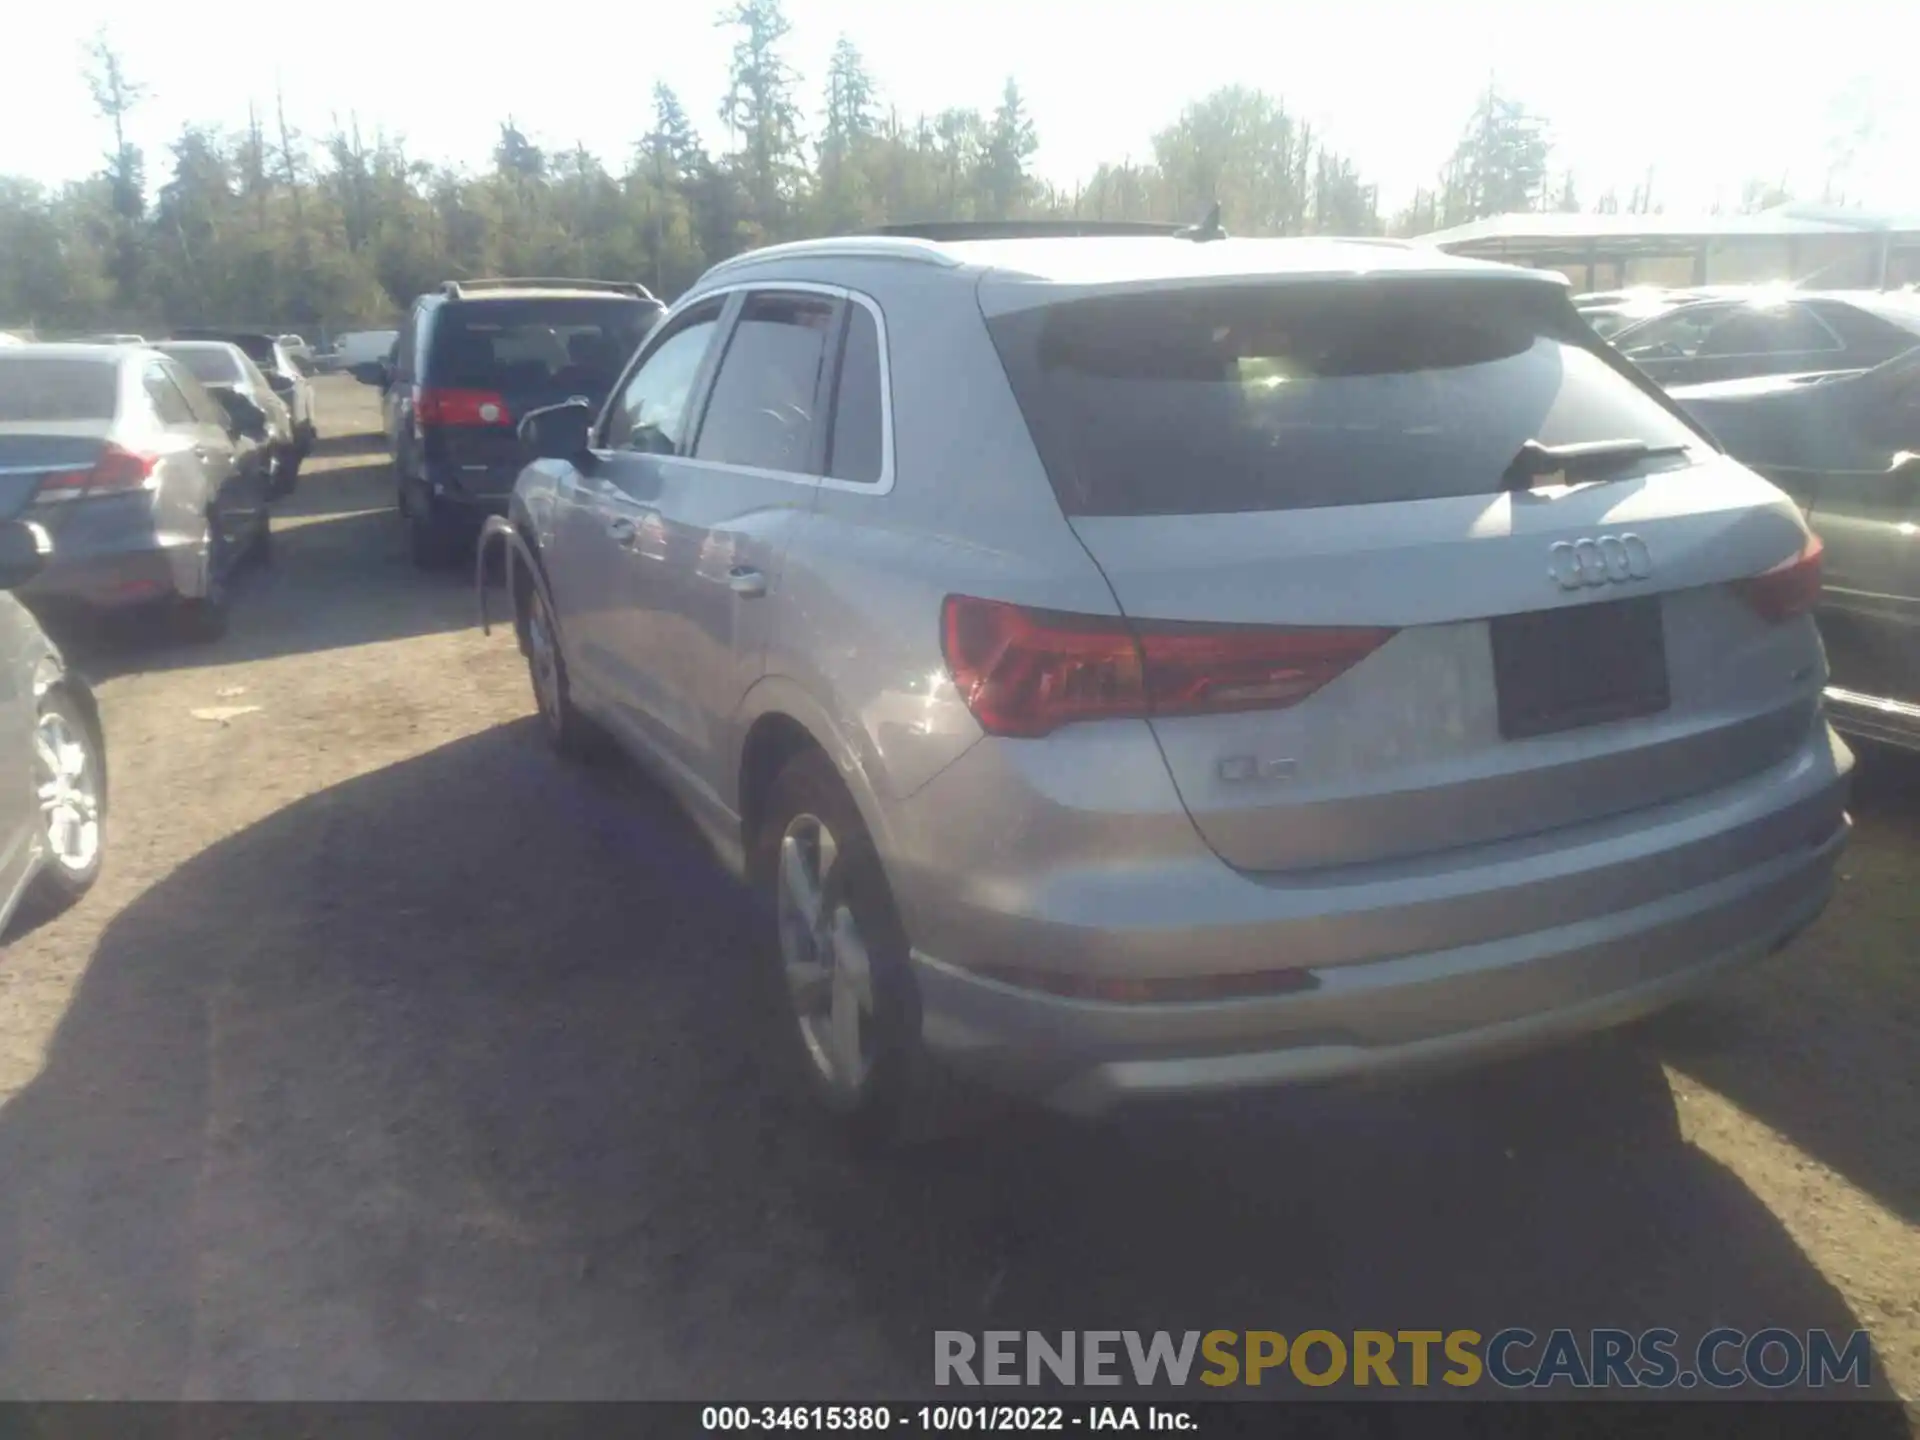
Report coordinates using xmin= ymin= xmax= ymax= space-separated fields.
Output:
xmin=934 ymin=1328 xmax=1873 ymax=1391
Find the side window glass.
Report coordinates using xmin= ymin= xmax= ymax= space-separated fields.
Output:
xmin=1698 ymin=306 xmax=1841 ymax=358
xmin=170 ymin=364 xmax=230 ymax=428
xmin=602 ymin=301 xmax=724 ymax=453
xmin=826 ymin=303 xmax=886 ymax=485
xmin=693 ymin=291 xmax=837 ymax=474
xmin=143 ymin=365 xmax=196 ymax=427
xmin=1619 ymin=306 xmax=1726 ymax=360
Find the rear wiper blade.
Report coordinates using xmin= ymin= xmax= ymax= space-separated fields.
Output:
xmin=1501 ymin=438 xmax=1691 ymax=492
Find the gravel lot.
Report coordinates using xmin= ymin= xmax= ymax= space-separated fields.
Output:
xmin=1 ymin=377 xmax=1915 ymax=1411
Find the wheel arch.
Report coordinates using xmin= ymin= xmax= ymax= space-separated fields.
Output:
xmin=734 ymin=677 xmax=897 ymax=885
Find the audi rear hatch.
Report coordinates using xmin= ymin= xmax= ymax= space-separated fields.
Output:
xmin=982 ymin=271 xmax=1828 ymax=872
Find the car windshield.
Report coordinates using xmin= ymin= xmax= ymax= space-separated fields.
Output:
xmin=987 ymin=281 xmax=1701 ymax=515
xmin=162 ymin=346 xmax=246 ymax=385
xmin=0 ymin=355 xmax=119 ymax=421
xmin=427 ymin=299 xmax=654 ymax=394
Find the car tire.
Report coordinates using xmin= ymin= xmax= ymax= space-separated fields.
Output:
xmin=273 ymin=450 xmax=301 ymax=497
xmin=754 ymin=747 xmax=934 ymax=1150
xmin=19 ymin=684 xmax=106 ymax=922
xmin=521 ymin=582 xmax=606 ymax=762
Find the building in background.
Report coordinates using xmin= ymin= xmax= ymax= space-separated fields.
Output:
xmin=1420 ymin=204 xmax=1920 ymax=293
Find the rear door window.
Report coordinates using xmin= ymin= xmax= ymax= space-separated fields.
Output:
xmin=693 ymin=291 xmax=838 ymax=474
xmin=0 ymin=357 xmax=120 ymax=421
xmin=986 ymin=281 xmax=1702 ymax=516
xmin=1694 ymin=304 xmax=1841 ymax=357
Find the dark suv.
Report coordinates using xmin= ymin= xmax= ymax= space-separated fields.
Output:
xmin=363 ymin=279 xmax=664 ymax=567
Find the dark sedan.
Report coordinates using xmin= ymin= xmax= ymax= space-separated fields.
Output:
xmin=1673 ymin=351 xmax=1920 ymax=750
xmin=1612 ymin=290 xmax=1920 ymax=388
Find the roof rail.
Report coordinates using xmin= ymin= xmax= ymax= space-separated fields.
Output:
xmin=873 ymin=221 xmax=1185 ymax=242
xmin=440 ymin=277 xmax=659 ymax=301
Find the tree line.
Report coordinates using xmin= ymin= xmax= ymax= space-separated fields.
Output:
xmin=0 ymin=0 xmax=1795 ymax=335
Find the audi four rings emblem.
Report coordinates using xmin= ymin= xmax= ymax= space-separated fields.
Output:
xmin=1548 ymin=533 xmax=1653 ymax=590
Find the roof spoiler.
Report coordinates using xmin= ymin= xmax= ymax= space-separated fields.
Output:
xmin=440 ymin=278 xmax=659 ymax=301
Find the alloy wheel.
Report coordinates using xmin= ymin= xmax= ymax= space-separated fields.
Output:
xmin=776 ymin=812 xmax=875 ymax=1095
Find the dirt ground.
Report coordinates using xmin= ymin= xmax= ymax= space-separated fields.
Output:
xmin=0 ymin=377 xmax=1915 ymax=1409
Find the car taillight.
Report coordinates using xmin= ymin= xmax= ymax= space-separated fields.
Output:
xmin=1733 ymin=533 xmax=1823 ymax=622
xmin=415 ymin=388 xmax=511 ymax=427
xmin=33 ymin=443 xmax=160 ymax=504
xmin=940 ymin=595 xmax=1397 ymax=739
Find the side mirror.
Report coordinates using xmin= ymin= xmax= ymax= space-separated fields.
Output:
xmin=0 ymin=519 xmax=51 ymax=591
xmin=266 ymin=371 xmax=296 ymax=395
xmin=518 ymin=398 xmax=594 ymax=461
xmin=213 ymin=389 xmax=269 ymax=440
xmin=347 ymin=360 xmax=388 ymax=387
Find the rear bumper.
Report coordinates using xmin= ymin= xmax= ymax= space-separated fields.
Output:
xmin=1823 ymin=685 xmax=1920 ymax=753
xmin=903 ymin=723 xmax=1854 ymax=1115
xmin=17 ymin=531 xmax=204 ymax=613
xmin=418 ymin=462 xmax=514 ymax=520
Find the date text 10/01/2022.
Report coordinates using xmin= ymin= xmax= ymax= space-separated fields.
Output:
xmin=701 ymin=1406 xmax=1191 ymax=1431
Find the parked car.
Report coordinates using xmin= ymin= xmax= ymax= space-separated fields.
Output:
xmin=0 ymin=343 xmax=273 ymax=641
xmin=1610 ymin=290 xmax=1920 ymax=387
xmin=1672 ymin=349 xmax=1920 ymax=751
xmin=360 ymin=278 xmax=663 ymax=567
xmin=320 ymin=329 xmax=400 ymax=375
xmin=480 ymin=228 xmax=1852 ymax=1140
xmin=1575 ymin=287 xmax=1704 ymax=339
xmin=154 ymin=341 xmax=299 ymax=497
xmin=169 ymin=330 xmax=317 ymax=459
xmin=0 ymin=333 xmax=25 ymax=347
xmin=0 ymin=519 xmax=107 ymax=934
xmin=277 ymin=334 xmax=317 ymax=375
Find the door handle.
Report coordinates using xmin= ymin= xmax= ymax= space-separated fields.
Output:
xmin=607 ymin=516 xmax=638 ymax=546
xmin=728 ymin=566 xmax=767 ymax=598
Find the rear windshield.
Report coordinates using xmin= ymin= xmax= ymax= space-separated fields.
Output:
xmin=986 ymin=281 xmax=1703 ymax=515
xmin=427 ymin=298 xmax=656 ymax=395
xmin=0 ymin=356 xmax=120 ymax=422
xmin=162 ymin=346 xmax=245 ymax=384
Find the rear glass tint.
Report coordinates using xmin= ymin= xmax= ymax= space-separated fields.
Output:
xmin=0 ymin=356 xmax=120 ymax=422
xmin=986 ymin=281 xmax=1702 ymax=515
xmin=427 ymin=298 xmax=656 ymax=395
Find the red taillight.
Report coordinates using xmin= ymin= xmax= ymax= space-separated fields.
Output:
xmin=1733 ymin=533 xmax=1823 ymax=622
xmin=940 ymin=595 xmax=1397 ymax=739
xmin=33 ymin=443 xmax=160 ymax=504
xmin=415 ymin=388 xmax=512 ymax=428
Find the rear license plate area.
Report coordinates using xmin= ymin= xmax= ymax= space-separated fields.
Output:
xmin=1490 ymin=596 xmax=1670 ymax=740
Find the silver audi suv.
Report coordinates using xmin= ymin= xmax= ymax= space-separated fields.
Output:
xmin=483 ymin=225 xmax=1853 ymax=1137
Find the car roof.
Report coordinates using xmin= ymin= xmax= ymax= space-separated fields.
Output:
xmin=704 ymin=233 xmax=1559 ymax=291
xmin=156 ymin=339 xmax=242 ymax=352
xmin=0 ymin=342 xmax=135 ymax=363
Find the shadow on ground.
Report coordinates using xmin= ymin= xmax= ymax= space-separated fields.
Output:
xmin=42 ymin=461 xmax=484 ymax=681
xmin=1644 ymin=744 xmax=1920 ymax=1224
xmin=0 ymin=723 xmax=1902 ymax=1410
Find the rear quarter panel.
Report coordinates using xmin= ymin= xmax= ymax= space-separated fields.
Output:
xmin=731 ymin=261 xmax=1119 ymax=861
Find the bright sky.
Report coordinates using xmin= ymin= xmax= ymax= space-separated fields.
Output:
xmin=4 ymin=0 xmax=1915 ymax=220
